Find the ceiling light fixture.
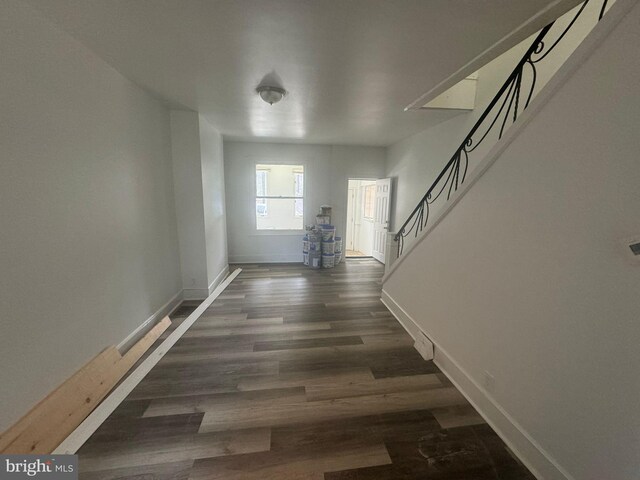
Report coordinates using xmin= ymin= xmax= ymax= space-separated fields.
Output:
xmin=256 ymin=85 xmax=286 ymax=105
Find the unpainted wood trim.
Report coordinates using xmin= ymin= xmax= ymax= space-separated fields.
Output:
xmin=0 ymin=317 xmax=170 ymax=454
xmin=53 ymin=268 xmax=241 ymax=454
xmin=117 ymin=289 xmax=183 ymax=351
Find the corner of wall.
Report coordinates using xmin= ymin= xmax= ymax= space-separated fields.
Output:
xmin=170 ymin=111 xmax=229 ymax=294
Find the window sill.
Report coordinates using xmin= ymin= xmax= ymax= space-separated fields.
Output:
xmin=252 ymin=230 xmax=305 ymax=236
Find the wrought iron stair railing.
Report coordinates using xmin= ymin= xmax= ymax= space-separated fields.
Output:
xmin=394 ymin=0 xmax=609 ymax=258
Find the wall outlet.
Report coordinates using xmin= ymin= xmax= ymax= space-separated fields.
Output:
xmin=413 ymin=332 xmax=434 ymax=361
xmin=483 ymin=370 xmax=496 ymax=393
xmin=623 ymin=236 xmax=640 ymax=264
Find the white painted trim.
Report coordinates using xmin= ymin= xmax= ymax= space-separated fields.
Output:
xmin=433 ymin=345 xmax=573 ymax=480
xmin=53 ymin=268 xmax=242 ymax=454
xmin=405 ymin=0 xmax=584 ymax=110
xmin=380 ymin=290 xmax=421 ymax=340
xmin=229 ymin=254 xmax=303 ymax=264
xmin=380 ymin=289 xmax=573 ymax=480
xmin=182 ymin=265 xmax=230 ymax=300
xmin=208 ymin=264 xmax=230 ymax=294
xmin=384 ymin=0 xmax=637 ymax=285
xmin=116 ymin=289 xmax=183 ymax=352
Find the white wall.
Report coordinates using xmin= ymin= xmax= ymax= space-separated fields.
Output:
xmin=171 ymin=111 xmax=209 ymax=292
xmin=198 ymin=116 xmax=229 ymax=289
xmin=224 ymin=142 xmax=385 ymax=263
xmin=0 ymin=1 xmax=181 ymax=431
xmin=171 ymin=111 xmax=229 ymax=298
xmin=383 ymin=2 xmax=640 ymax=479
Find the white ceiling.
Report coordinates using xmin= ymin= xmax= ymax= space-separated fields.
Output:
xmin=28 ymin=0 xmax=572 ymax=146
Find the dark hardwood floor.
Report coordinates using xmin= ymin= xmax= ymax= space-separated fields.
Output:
xmin=78 ymin=259 xmax=534 ymax=479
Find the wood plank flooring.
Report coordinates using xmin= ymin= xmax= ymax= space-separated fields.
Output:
xmin=77 ymin=259 xmax=534 ymax=479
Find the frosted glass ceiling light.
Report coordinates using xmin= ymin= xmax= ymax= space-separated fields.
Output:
xmin=256 ymin=85 xmax=286 ymax=105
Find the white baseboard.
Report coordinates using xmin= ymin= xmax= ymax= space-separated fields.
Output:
xmin=229 ymin=254 xmax=303 ymax=264
xmin=381 ymin=289 xmax=572 ymax=480
xmin=116 ymin=289 xmax=183 ymax=352
xmin=208 ymin=265 xmax=230 ymax=294
xmin=433 ymin=342 xmax=572 ymax=480
xmin=54 ymin=268 xmax=242 ymax=455
xmin=183 ymin=265 xmax=230 ymax=300
xmin=380 ymin=290 xmax=421 ymax=340
xmin=117 ymin=265 xmax=231 ymax=349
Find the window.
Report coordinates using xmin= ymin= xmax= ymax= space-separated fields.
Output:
xmin=255 ymin=164 xmax=304 ymax=230
xmin=294 ymin=172 xmax=304 ymax=217
xmin=256 ymin=170 xmax=268 ymax=216
xmin=363 ymin=184 xmax=375 ymax=220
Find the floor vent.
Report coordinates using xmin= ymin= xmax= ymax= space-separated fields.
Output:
xmin=414 ymin=331 xmax=434 ymax=361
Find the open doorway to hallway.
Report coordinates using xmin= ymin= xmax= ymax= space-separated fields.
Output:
xmin=346 ymin=179 xmax=377 ymax=258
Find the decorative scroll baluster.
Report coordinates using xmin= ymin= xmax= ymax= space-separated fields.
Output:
xmin=395 ymin=0 xmax=607 ymax=258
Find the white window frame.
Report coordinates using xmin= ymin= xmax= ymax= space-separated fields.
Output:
xmin=256 ymin=169 xmax=268 ymax=217
xmin=255 ymin=163 xmax=305 ymax=232
xmin=294 ymin=172 xmax=304 ymax=217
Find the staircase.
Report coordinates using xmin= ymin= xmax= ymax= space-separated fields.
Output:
xmin=387 ymin=0 xmax=612 ymax=268
xmin=379 ymin=0 xmax=640 ymax=478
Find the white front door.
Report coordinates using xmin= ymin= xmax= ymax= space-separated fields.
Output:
xmin=372 ymin=178 xmax=391 ymax=263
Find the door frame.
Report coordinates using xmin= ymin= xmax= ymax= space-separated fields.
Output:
xmin=346 ymin=178 xmax=378 ymax=258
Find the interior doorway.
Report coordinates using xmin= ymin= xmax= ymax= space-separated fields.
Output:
xmin=346 ymin=179 xmax=377 ymax=258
